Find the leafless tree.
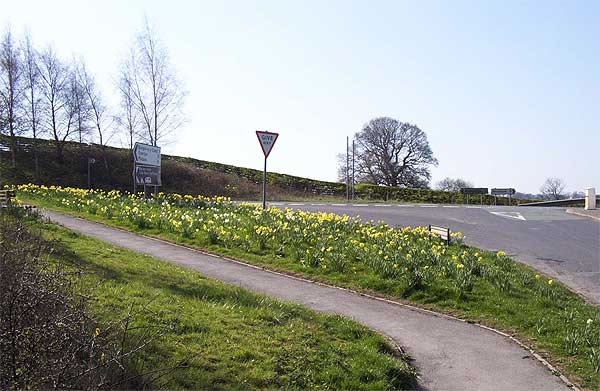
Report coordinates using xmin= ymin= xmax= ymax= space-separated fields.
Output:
xmin=0 ymin=28 xmax=25 ymax=168
xmin=38 ymin=46 xmax=72 ymax=163
xmin=435 ymin=177 xmax=474 ymax=192
xmin=67 ymin=63 xmax=91 ymax=145
xmin=77 ymin=61 xmax=111 ymax=147
xmin=349 ymin=117 xmax=438 ymax=188
xmin=116 ymin=66 xmax=141 ymax=151
xmin=122 ymin=19 xmax=186 ymax=147
xmin=570 ymin=191 xmax=585 ymax=199
xmin=540 ymin=177 xmax=566 ymax=200
xmin=22 ymin=32 xmax=43 ymax=179
xmin=77 ymin=60 xmax=114 ymax=177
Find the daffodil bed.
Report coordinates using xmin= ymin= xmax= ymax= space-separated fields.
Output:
xmin=15 ymin=184 xmax=600 ymax=389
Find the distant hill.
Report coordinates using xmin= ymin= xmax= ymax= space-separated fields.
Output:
xmin=1 ymin=136 xmax=529 ymax=205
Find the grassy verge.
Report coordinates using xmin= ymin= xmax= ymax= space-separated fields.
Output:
xmin=27 ymin=215 xmax=416 ymax=390
xmin=17 ymin=186 xmax=600 ymax=390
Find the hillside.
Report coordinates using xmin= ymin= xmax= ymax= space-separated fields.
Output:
xmin=2 ymin=136 xmax=525 ymax=204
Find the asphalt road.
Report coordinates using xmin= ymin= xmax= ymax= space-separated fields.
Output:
xmin=44 ymin=210 xmax=570 ymax=391
xmin=263 ymin=202 xmax=600 ymax=304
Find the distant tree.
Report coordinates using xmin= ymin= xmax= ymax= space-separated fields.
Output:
xmin=349 ymin=117 xmax=437 ymax=188
xmin=77 ymin=60 xmax=110 ymax=147
xmin=38 ymin=46 xmax=72 ymax=163
xmin=116 ymin=61 xmax=141 ymax=151
xmin=121 ymin=19 xmax=186 ymax=147
xmin=435 ymin=177 xmax=474 ymax=192
xmin=514 ymin=192 xmax=542 ymax=200
xmin=22 ymin=32 xmax=43 ymax=179
xmin=0 ymin=29 xmax=25 ymax=167
xmin=540 ymin=177 xmax=566 ymax=200
xmin=66 ymin=63 xmax=91 ymax=145
xmin=336 ymin=152 xmax=348 ymax=183
xmin=570 ymin=191 xmax=585 ymax=199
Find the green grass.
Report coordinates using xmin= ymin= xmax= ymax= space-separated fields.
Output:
xmin=33 ymin=219 xmax=416 ymax=390
xmin=18 ymin=189 xmax=600 ymax=390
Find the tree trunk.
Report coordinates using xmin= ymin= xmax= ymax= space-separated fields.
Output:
xmin=55 ymin=141 xmax=64 ymax=164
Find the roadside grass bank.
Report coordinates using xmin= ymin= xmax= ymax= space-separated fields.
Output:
xmin=14 ymin=209 xmax=416 ymax=390
xmin=16 ymin=184 xmax=600 ymax=390
xmin=2 ymin=135 xmax=531 ymax=204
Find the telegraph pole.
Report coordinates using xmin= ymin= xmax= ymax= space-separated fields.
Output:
xmin=346 ymin=136 xmax=350 ymax=201
xmin=352 ymin=139 xmax=355 ymax=200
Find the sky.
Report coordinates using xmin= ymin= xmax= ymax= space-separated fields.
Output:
xmin=3 ymin=0 xmax=599 ymax=194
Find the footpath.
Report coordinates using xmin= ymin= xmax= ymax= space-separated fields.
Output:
xmin=44 ymin=210 xmax=572 ymax=391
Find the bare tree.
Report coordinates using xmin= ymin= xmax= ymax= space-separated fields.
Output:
xmin=65 ymin=63 xmax=91 ymax=145
xmin=22 ymin=32 xmax=43 ymax=179
xmin=435 ymin=177 xmax=474 ymax=192
xmin=540 ymin=177 xmax=566 ymax=200
xmin=570 ymin=191 xmax=585 ymax=199
xmin=116 ymin=66 xmax=141 ymax=151
xmin=38 ymin=47 xmax=72 ymax=163
xmin=122 ymin=19 xmax=186 ymax=147
xmin=0 ymin=28 xmax=24 ymax=167
xmin=336 ymin=152 xmax=348 ymax=183
xmin=77 ymin=61 xmax=111 ymax=147
xmin=77 ymin=60 xmax=114 ymax=177
xmin=349 ymin=117 xmax=437 ymax=188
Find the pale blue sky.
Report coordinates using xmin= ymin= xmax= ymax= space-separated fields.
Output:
xmin=4 ymin=0 xmax=599 ymax=193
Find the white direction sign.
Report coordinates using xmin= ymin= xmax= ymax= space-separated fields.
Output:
xmin=133 ymin=142 xmax=161 ymax=167
xmin=256 ymin=131 xmax=279 ymax=158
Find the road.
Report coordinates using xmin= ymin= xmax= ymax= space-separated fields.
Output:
xmin=263 ymin=202 xmax=600 ymax=304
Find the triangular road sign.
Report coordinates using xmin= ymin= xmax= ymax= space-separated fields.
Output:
xmin=256 ymin=131 xmax=279 ymax=158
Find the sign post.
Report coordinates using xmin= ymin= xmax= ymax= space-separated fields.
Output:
xmin=133 ymin=142 xmax=161 ymax=198
xmin=491 ymin=188 xmax=516 ymax=206
xmin=460 ymin=188 xmax=488 ymax=205
xmin=256 ymin=131 xmax=279 ymax=209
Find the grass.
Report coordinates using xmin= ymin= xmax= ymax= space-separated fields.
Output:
xmin=30 ymin=217 xmax=416 ymax=390
xmin=17 ymin=186 xmax=600 ymax=390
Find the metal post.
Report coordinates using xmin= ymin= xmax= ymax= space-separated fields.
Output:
xmin=346 ymin=136 xmax=349 ymax=201
xmin=509 ymin=194 xmax=512 ymax=206
xmin=352 ymin=140 xmax=355 ymax=200
xmin=262 ymin=156 xmax=267 ymax=209
xmin=87 ymin=159 xmax=91 ymax=189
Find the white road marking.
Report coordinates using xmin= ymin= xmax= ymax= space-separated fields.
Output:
xmin=443 ymin=206 xmax=459 ymax=208
xmin=397 ymin=205 xmax=415 ymax=207
xmin=331 ymin=203 xmax=347 ymax=206
xmin=270 ymin=202 xmax=284 ymax=206
xmin=375 ymin=204 xmax=391 ymax=207
xmin=421 ymin=205 xmax=438 ymax=208
xmin=466 ymin=206 xmax=481 ymax=209
xmin=288 ymin=203 xmax=305 ymax=206
xmin=490 ymin=211 xmax=527 ymax=221
xmin=353 ymin=204 xmax=368 ymax=207
xmin=311 ymin=203 xmax=327 ymax=206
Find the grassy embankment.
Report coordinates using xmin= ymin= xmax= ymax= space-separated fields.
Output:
xmin=16 ymin=184 xmax=600 ymax=390
xmin=2 ymin=135 xmax=529 ymax=204
xmin=15 ymin=211 xmax=416 ymax=390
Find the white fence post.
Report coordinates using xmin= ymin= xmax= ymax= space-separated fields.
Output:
xmin=585 ymin=187 xmax=596 ymax=210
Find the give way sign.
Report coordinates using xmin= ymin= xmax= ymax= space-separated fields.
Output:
xmin=256 ymin=131 xmax=279 ymax=158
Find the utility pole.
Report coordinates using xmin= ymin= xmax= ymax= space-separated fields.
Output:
xmin=352 ymin=139 xmax=355 ymax=200
xmin=346 ymin=136 xmax=350 ymax=201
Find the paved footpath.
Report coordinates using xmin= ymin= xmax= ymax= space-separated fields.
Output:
xmin=45 ymin=210 xmax=571 ymax=391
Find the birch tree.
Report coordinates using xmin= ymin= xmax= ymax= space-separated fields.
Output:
xmin=121 ymin=20 xmax=185 ymax=147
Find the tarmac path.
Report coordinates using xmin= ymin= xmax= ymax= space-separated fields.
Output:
xmin=44 ymin=210 xmax=571 ymax=391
